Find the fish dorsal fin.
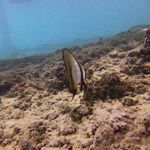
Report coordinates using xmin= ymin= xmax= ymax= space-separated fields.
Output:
xmin=78 ymin=63 xmax=87 ymax=91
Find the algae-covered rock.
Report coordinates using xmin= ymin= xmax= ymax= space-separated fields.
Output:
xmin=140 ymin=113 xmax=150 ymax=135
xmin=19 ymin=139 xmax=38 ymax=150
xmin=70 ymin=104 xmax=93 ymax=123
xmin=84 ymin=72 xmax=131 ymax=101
xmin=59 ymin=124 xmax=77 ymax=135
xmin=93 ymin=123 xmax=115 ymax=150
xmin=48 ymin=137 xmax=71 ymax=149
xmin=122 ymin=97 xmax=138 ymax=106
xmin=123 ymin=28 xmax=150 ymax=75
xmin=93 ymin=110 xmax=134 ymax=150
xmin=28 ymin=121 xmax=47 ymax=143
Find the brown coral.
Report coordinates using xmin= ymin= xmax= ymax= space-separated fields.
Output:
xmin=28 ymin=121 xmax=47 ymax=143
xmin=123 ymin=28 xmax=150 ymax=75
xmin=84 ymin=72 xmax=131 ymax=101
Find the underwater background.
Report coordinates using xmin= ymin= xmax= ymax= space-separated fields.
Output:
xmin=0 ymin=0 xmax=150 ymax=59
xmin=0 ymin=1 xmax=150 ymax=149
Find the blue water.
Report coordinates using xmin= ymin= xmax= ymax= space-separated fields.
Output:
xmin=0 ymin=0 xmax=150 ymax=59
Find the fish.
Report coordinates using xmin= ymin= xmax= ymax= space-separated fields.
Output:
xmin=63 ymin=48 xmax=87 ymax=99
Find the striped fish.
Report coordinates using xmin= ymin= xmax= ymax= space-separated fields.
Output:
xmin=63 ymin=49 xmax=87 ymax=99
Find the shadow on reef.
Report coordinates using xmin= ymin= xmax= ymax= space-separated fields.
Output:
xmin=0 ymin=81 xmax=12 ymax=96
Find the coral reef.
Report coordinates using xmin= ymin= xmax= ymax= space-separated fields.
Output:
xmin=123 ymin=28 xmax=150 ymax=75
xmin=84 ymin=72 xmax=132 ymax=101
xmin=0 ymin=25 xmax=150 ymax=150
